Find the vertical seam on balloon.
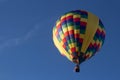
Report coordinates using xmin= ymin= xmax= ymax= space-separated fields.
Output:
xmin=73 ymin=12 xmax=81 ymax=57
xmin=60 ymin=14 xmax=71 ymax=55
xmin=65 ymin=13 xmax=74 ymax=57
xmin=83 ymin=12 xmax=99 ymax=59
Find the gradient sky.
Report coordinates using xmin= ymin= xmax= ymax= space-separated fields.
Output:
xmin=0 ymin=0 xmax=120 ymax=80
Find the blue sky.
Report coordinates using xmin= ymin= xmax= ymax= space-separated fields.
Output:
xmin=0 ymin=0 xmax=120 ymax=80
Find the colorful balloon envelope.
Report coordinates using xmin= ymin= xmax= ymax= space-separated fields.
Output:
xmin=52 ymin=10 xmax=106 ymax=72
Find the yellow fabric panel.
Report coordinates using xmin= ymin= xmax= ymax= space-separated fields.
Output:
xmin=54 ymin=28 xmax=57 ymax=33
xmin=74 ymin=30 xmax=80 ymax=34
xmin=53 ymin=29 xmax=72 ymax=61
xmin=68 ymin=44 xmax=72 ymax=48
xmin=86 ymin=52 xmax=92 ymax=59
xmin=68 ymin=26 xmax=74 ymax=31
xmin=98 ymin=25 xmax=102 ymax=32
xmin=62 ymin=28 xmax=67 ymax=33
xmin=81 ymin=12 xmax=99 ymax=53
xmin=99 ymin=42 xmax=103 ymax=48
xmin=60 ymin=41 xmax=64 ymax=46
xmin=61 ymin=34 xmax=64 ymax=40
xmin=71 ymin=43 xmax=75 ymax=48
xmin=61 ymin=15 xmax=66 ymax=20
xmin=68 ymin=50 xmax=72 ymax=54
xmin=68 ymin=43 xmax=76 ymax=49
xmin=81 ymin=18 xmax=87 ymax=22
xmin=73 ymin=14 xmax=81 ymax=18
xmin=66 ymin=13 xmax=73 ymax=17
xmin=56 ymin=21 xmax=61 ymax=27
xmin=96 ymin=40 xmax=100 ymax=44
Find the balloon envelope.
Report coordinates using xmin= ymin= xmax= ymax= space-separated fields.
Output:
xmin=53 ymin=10 xmax=105 ymax=65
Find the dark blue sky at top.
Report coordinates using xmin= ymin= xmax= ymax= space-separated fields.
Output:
xmin=0 ymin=0 xmax=120 ymax=80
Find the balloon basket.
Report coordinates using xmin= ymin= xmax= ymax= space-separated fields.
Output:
xmin=74 ymin=65 xmax=80 ymax=72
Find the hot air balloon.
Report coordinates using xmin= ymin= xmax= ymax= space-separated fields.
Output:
xmin=52 ymin=10 xmax=105 ymax=72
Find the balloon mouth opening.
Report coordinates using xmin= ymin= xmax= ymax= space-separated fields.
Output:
xmin=72 ymin=56 xmax=79 ymax=64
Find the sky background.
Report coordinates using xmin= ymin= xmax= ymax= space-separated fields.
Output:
xmin=0 ymin=0 xmax=120 ymax=80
